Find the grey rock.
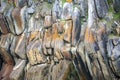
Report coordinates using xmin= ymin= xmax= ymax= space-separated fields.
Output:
xmin=0 ymin=34 xmax=13 ymax=50
xmin=0 ymin=13 xmax=10 ymax=34
xmin=112 ymin=38 xmax=120 ymax=46
xmin=12 ymin=6 xmax=27 ymax=35
xmin=94 ymin=0 xmax=108 ymax=18
xmin=10 ymin=59 xmax=26 ymax=80
xmin=111 ymin=44 xmax=120 ymax=61
xmin=44 ymin=16 xmax=52 ymax=28
xmin=14 ymin=0 xmax=27 ymax=8
xmin=107 ymin=39 xmax=114 ymax=58
xmin=52 ymin=0 xmax=62 ymax=22
xmin=27 ymin=4 xmax=35 ymax=14
xmin=61 ymin=2 xmax=73 ymax=20
xmin=113 ymin=0 xmax=120 ymax=12
xmin=3 ymin=6 xmax=15 ymax=34
xmin=14 ymin=33 xmax=27 ymax=60
xmin=39 ymin=2 xmax=52 ymax=17
xmin=72 ymin=7 xmax=81 ymax=46
xmin=26 ymin=64 xmax=50 ymax=80
xmin=63 ymin=20 xmax=72 ymax=43
xmin=0 ymin=1 xmax=7 ymax=14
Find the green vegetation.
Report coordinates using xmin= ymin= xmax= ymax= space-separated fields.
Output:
xmin=62 ymin=0 xmax=66 ymax=7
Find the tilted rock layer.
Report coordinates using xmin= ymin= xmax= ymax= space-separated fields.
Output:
xmin=0 ymin=0 xmax=120 ymax=80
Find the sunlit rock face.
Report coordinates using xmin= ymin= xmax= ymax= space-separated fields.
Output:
xmin=0 ymin=0 xmax=120 ymax=80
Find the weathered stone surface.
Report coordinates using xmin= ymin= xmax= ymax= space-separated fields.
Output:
xmin=61 ymin=2 xmax=73 ymax=20
xmin=51 ymin=23 xmax=60 ymax=48
xmin=26 ymin=64 xmax=50 ymax=80
xmin=27 ymin=40 xmax=46 ymax=65
xmin=51 ymin=60 xmax=80 ymax=80
xmin=61 ymin=46 xmax=72 ymax=60
xmin=63 ymin=20 xmax=72 ymax=43
xmin=0 ymin=1 xmax=7 ymax=14
xmin=52 ymin=0 xmax=62 ymax=22
xmin=43 ymin=28 xmax=52 ymax=49
xmin=0 ymin=0 xmax=119 ymax=80
xmin=0 ymin=13 xmax=10 ymax=34
xmin=0 ymin=34 xmax=13 ymax=50
xmin=44 ymin=16 xmax=52 ymax=28
xmin=72 ymin=7 xmax=81 ymax=46
xmin=111 ymin=44 xmax=120 ymax=61
xmin=14 ymin=33 xmax=27 ymax=59
xmin=14 ymin=0 xmax=27 ymax=8
xmin=0 ymin=47 xmax=14 ymax=80
xmin=94 ymin=0 xmax=108 ymax=18
xmin=12 ymin=6 xmax=27 ymax=35
xmin=4 ymin=6 xmax=15 ymax=34
xmin=39 ymin=2 xmax=52 ymax=17
xmin=113 ymin=0 xmax=120 ymax=12
xmin=10 ymin=59 xmax=26 ymax=80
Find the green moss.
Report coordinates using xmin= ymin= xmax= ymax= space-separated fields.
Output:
xmin=107 ymin=0 xmax=113 ymax=5
xmin=113 ymin=12 xmax=120 ymax=20
xmin=62 ymin=0 xmax=66 ymax=7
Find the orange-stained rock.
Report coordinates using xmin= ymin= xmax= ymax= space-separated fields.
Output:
xmin=61 ymin=46 xmax=72 ymax=60
xmin=51 ymin=23 xmax=60 ymax=48
xmin=63 ymin=20 xmax=73 ymax=43
xmin=27 ymin=40 xmax=46 ymax=65
xmin=28 ymin=31 xmax=40 ymax=42
xmin=85 ymin=27 xmax=96 ymax=43
xmin=43 ymin=28 xmax=52 ymax=48
xmin=66 ymin=0 xmax=72 ymax=3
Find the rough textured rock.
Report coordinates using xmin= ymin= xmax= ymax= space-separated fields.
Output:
xmin=10 ymin=60 xmax=26 ymax=80
xmin=0 ymin=0 xmax=120 ymax=80
xmin=61 ymin=2 xmax=73 ymax=20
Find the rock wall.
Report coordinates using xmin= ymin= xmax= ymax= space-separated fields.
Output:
xmin=0 ymin=0 xmax=120 ymax=80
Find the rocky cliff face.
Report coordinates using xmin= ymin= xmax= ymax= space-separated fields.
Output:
xmin=0 ymin=0 xmax=120 ymax=80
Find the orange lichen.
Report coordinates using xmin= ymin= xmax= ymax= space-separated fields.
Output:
xmin=52 ymin=23 xmax=59 ymax=40
xmin=85 ymin=27 xmax=96 ymax=43
xmin=29 ymin=31 xmax=39 ymax=42
xmin=66 ymin=0 xmax=72 ymax=3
